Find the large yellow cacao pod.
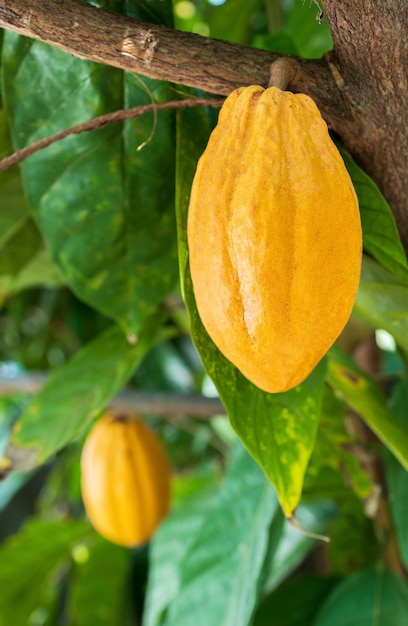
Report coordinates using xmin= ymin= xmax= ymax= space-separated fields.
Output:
xmin=81 ymin=413 xmax=171 ymax=547
xmin=187 ymin=85 xmax=362 ymax=393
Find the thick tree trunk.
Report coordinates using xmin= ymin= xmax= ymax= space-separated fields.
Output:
xmin=0 ymin=0 xmax=407 ymax=250
xmin=322 ymin=0 xmax=408 ymax=252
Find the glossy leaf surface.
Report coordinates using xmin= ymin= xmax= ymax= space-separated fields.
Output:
xmin=2 ymin=21 xmax=178 ymax=335
xmin=6 ymin=317 xmax=162 ymax=471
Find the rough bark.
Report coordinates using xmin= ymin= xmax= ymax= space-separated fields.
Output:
xmin=0 ymin=0 xmax=407 ymax=249
xmin=322 ymin=0 xmax=408 ymax=251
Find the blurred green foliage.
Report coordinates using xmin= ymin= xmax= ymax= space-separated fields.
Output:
xmin=0 ymin=0 xmax=407 ymax=624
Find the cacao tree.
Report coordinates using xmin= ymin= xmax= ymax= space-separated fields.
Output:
xmin=0 ymin=1 xmax=407 ymax=624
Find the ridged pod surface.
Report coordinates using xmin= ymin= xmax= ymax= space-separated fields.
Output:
xmin=81 ymin=414 xmax=171 ymax=547
xmin=187 ymin=85 xmax=362 ymax=393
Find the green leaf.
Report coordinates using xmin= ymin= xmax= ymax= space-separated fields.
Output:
xmin=5 ymin=316 xmax=162 ymax=471
xmin=175 ymin=105 xmax=212 ymax=295
xmin=354 ymin=256 xmax=408 ymax=353
xmin=149 ymin=444 xmax=278 ymax=626
xmin=0 ymin=248 xmax=63 ymax=297
xmin=127 ymin=0 xmax=174 ymax=27
xmin=384 ymin=380 xmax=408 ymax=570
xmin=0 ymin=168 xmax=27 ymax=239
xmin=207 ymin=0 xmax=264 ymax=45
xmin=306 ymin=387 xmax=373 ymax=499
xmin=0 ymin=214 xmax=62 ymax=301
xmin=327 ymin=495 xmax=379 ymax=574
xmin=261 ymin=500 xmax=337 ymax=593
xmin=2 ymin=28 xmax=178 ymax=335
xmin=253 ymin=31 xmax=300 ymax=55
xmin=0 ymin=157 xmax=60 ymax=302
xmin=313 ymin=569 xmax=408 ymax=626
xmin=0 ymin=473 xmax=29 ymax=511
xmin=285 ymin=0 xmax=332 ymax=58
xmin=340 ymin=148 xmax=408 ymax=280
xmin=143 ymin=474 xmax=219 ymax=626
xmin=253 ymin=575 xmax=340 ymax=626
xmin=69 ymin=537 xmax=130 ymax=626
xmin=176 ymin=106 xmax=326 ymax=516
xmin=0 ymin=108 xmax=18 ymax=187
xmin=185 ymin=273 xmax=326 ymax=516
xmin=327 ymin=345 xmax=408 ymax=471
xmin=228 ymin=362 xmax=326 ymax=518
xmin=0 ymin=518 xmax=90 ymax=626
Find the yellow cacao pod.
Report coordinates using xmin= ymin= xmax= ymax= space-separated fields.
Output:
xmin=187 ymin=85 xmax=362 ymax=393
xmin=81 ymin=413 xmax=171 ymax=547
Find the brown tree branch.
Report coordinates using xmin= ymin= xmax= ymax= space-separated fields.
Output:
xmin=0 ymin=0 xmax=322 ymax=93
xmin=0 ymin=0 xmax=349 ymax=130
xmin=0 ymin=0 xmax=408 ymax=249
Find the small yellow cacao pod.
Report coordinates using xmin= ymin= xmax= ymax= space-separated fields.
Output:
xmin=187 ymin=85 xmax=362 ymax=393
xmin=81 ymin=413 xmax=171 ymax=547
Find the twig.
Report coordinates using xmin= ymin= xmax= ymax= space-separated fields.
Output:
xmin=0 ymin=97 xmax=223 ymax=171
xmin=0 ymin=374 xmax=226 ymax=418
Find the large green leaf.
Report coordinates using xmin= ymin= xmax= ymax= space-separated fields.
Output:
xmin=5 ymin=316 xmax=162 ymax=471
xmin=0 ymin=206 xmax=62 ymax=301
xmin=253 ymin=575 xmax=339 ymax=626
xmin=143 ymin=475 xmax=219 ymax=626
xmin=176 ymin=106 xmax=326 ymax=516
xmin=327 ymin=345 xmax=408 ymax=470
xmin=285 ymin=0 xmax=332 ymax=58
xmin=144 ymin=444 xmax=278 ymax=626
xmin=340 ymin=148 xmax=408 ymax=280
xmin=354 ymin=256 xmax=408 ymax=353
xmin=0 ymin=115 xmax=60 ymax=298
xmin=384 ymin=380 xmax=408 ymax=570
xmin=306 ymin=387 xmax=373 ymax=500
xmin=0 ymin=518 xmax=90 ymax=626
xmin=327 ymin=494 xmax=379 ymax=575
xmin=313 ymin=569 xmax=408 ymax=626
xmin=2 ymin=8 xmax=178 ymax=335
xmin=175 ymin=104 xmax=213 ymax=293
xmin=69 ymin=537 xmax=130 ymax=626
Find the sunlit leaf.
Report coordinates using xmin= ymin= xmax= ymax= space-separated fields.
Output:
xmin=5 ymin=316 xmax=162 ymax=471
xmin=354 ymin=256 xmax=408 ymax=352
xmin=69 ymin=537 xmax=130 ymax=626
xmin=340 ymin=148 xmax=408 ymax=280
xmin=306 ymin=387 xmax=373 ymax=499
xmin=327 ymin=345 xmax=408 ymax=470
xmin=145 ymin=444 xmax=278 ymax=626
xmin=0 ymin=518 xmax=90 ymax=626
xmin=143 ymin=474 xmax=218 ymax=626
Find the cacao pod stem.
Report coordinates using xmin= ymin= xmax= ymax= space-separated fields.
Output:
xmin=268 ymin=57 xmax=300 ymax=90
